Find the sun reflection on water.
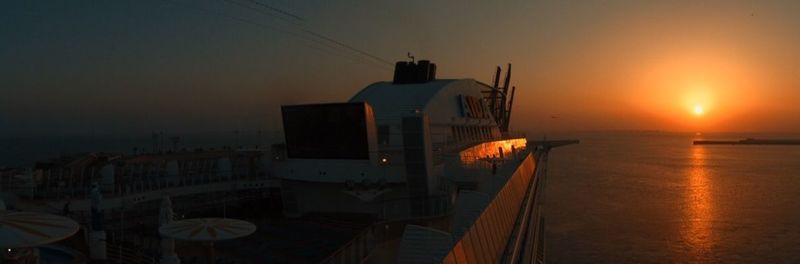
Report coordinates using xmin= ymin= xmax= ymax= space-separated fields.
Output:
xmin=685 ymin=145 xmax=714 ymax=260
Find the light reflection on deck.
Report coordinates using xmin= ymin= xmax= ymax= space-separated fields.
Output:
xmin=458 ymin=138 xmax=527 ymax=165
xmin=685 ymin=145 xmax=713 ymax=261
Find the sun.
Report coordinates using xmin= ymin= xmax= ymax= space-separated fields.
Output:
xmin=693 ymin=104 xmax=704 ymax=116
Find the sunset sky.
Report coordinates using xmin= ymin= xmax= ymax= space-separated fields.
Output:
xmin=3 ymin=1 xmax=800 ymax=136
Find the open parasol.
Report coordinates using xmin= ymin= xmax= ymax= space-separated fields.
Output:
xmin=158 ymin=218 xmax=255 ymax=241
xmin=0 ymin=211 xmax=80 ymax=248
xmin=159 ymin=218 xmax=256 ymax=263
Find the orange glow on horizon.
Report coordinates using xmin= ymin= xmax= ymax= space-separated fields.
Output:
xmin=624 ymin=48 xmax=771 ymax=132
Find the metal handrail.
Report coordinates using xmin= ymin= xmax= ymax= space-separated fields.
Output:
xmin=16 ymin=174 xmax=274 ymax=202
xmin=505 ymin=166 xmax=541 ymax=262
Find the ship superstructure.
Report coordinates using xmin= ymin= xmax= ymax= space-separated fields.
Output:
xmin=272 ymin=60 xmax=569 ymax=263
xmin=274 ymin=60 xmax=513 ymax=218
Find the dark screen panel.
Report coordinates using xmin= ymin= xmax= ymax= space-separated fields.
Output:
xmin=281 ymin=103 xmax=370 ymax=159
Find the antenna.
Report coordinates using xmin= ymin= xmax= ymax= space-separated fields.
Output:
xmin=482 ymin=63 xmax=515 ymax=133
xmin=490 ymin=66 xmax=501 ymax=119
xmin=407 ymin=52 xmax=415 ymax=63
xmin=504 ymin=86 xmax=516 ymax=132
xmin=499 ymin=64 xmax=512 ymax=129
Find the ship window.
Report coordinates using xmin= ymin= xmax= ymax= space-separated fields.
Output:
xmin=378 ymin=125 xmax=390 ymax=145
xmin=282 ymin=103 xmax=371 ymax=159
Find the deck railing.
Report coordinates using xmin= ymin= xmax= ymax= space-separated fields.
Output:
xmin=439 ymin=151 xmax=539 ymax=263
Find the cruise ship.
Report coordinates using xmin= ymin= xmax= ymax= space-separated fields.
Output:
xmin=271 ymin=59 xmax=576 ymax=263
xmin=1 ymin=59 xmax=576 ymax=264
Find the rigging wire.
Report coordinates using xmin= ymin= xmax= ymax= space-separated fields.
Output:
xmin=240 ymin=0 xmax=305 ymax=23
xmin=219 ymin=0 xmax=394 ymax=66
xmin=221 ymin=0 xmax=304 ymax=26
xmin=161 ymin=0 xmax=393 ymax=70
xmin=299 ymin=29 xmax=395 ymax=66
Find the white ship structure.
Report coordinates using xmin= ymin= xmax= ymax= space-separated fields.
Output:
xmin=273 ymin=59 xmax=576 ymax=263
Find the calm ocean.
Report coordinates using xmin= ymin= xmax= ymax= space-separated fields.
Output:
xmin=545 ymin=132 xmax=800 ymax=263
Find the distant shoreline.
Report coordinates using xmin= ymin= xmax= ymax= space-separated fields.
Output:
xmin=693 ymin=138 xmax=800 ymax=145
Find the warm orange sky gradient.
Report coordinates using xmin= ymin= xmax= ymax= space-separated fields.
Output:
xmin=491 ymin=2 xmax=800 ymax=133
xmin=3 ymin=1 xmax=800 ymax=135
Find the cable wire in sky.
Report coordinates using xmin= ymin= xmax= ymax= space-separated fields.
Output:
xmin=222 ymin=0 xmax=304 ymax=26
xmin=240 ymin=0 xmax=305 ymax=23
xmin=219 ymin=0 xmax=394 ymax=66
xmin=161 ymin=0 xmax=393 ymax=71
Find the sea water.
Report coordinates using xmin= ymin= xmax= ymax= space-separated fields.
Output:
xmin=545 ymin=132 xmax=800 ymax=263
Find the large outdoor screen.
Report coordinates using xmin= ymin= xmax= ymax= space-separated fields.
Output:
xmin=281 ymin=102 xmax=371 ymax=159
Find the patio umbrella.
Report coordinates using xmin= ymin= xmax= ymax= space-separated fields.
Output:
xmin=159 ymin=218 xmax=256 ymax=263
xmin=0 ymin=211 xmax=80 ymax=248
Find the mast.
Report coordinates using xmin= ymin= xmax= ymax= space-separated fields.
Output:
xmin=500 ymin=64 xmax=512 ymax=132
xmin=503 ymin=86 xmax=516 ymax=132
xmin=490 ymin=66 xmax=501 ymax=119
xmin=482 ymin=63 xmax=515 ymax=133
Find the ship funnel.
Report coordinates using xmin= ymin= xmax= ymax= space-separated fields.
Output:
xmin=393 ymin=59 xmax=436 ymax=84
